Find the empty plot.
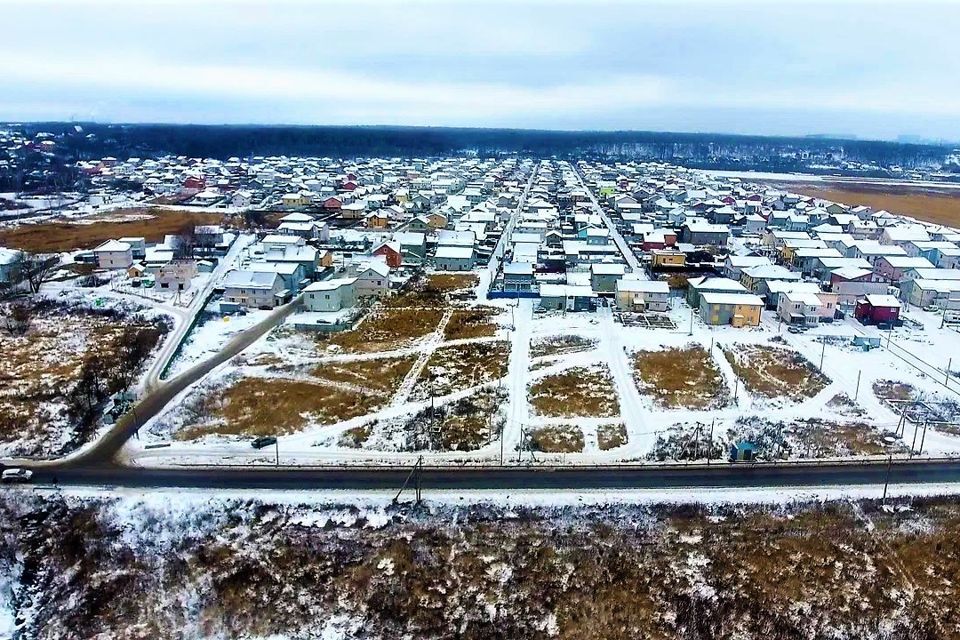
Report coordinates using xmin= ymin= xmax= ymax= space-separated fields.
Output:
xmin=176 ymin=377 xmax=379 ymax=440
xmin=597 ymin=422 xmax=628 ymax=450
xmin=723 ymin=344 xmax=830 ymax=401
xmin=632 ymin=345 xmax=729 ymax=409
xmin=530 ymin=334 xmax=598 ymax=359
xmin=443 ymin=307 xmax=501 ymax=341
xmin=322 ymin=307 xmax=443 ymax=353
xmin=415 ymin=341 xmax=510 ymax=398
xmin=529 ymin=365 xmax=619 ymax=418
xmin=315 ymin=355 xmax=417 ymax=394
xmin=527 ymin=424 xmax=585 ymax=453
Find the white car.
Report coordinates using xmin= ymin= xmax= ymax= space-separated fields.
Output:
xmin=1 ymin=468 xmax=33 ymax=483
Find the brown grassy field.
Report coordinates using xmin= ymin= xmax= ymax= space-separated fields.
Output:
xmin=177 ymin=377 xmax=379 ymax=440
xmin=723 ymin=344 xmax=830 ymax=401
xmin=314 ymin=355 xmax=417 ymax=395
xmin=322 ymin=307 xmax=444 ymax=353
xmin=0 ymin=310 xmax=162 ymax=455
xmin=382 ymin=273 xmax=477 ymax=309
xmin=415 ymin=341 xmax=510 ymax=398
xmin=527 ymin=424 xmax=585 ymax=453
xmin=0 ymin=208 xmax=225 ymax=253
xmin=788 ymin=184 xmax=960 ymax=227
xmin=633 ymin=345 xmax=729 ymax=409
xmin=597 ymin=422 xmax=628 ymax=450
xmin=529 ymin=365 xmax=619 ymax=418
xmin=443 ymin=307 xmax=501 ymax=340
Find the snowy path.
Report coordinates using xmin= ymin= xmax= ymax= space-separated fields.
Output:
xmin=598 ymin=306 xmax=650 ymax=449
xmin=389 ymin=308 xmax=454 ymax=407
xmin=503 ymin=300 xmax=533 ymax=460
xmin=573 ymin=165 xmax=641 ymax=272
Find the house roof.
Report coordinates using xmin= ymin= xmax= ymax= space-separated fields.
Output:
xmin=94 ymin=239 xmax=131 ymax=253
xmin=863 ymin=294 xmax=902 ymax=308
xmin=700 ymin=292 xmax=764 ymax=306
xmin=222 ymin=269 xmax=281 ymax=290
xmin=616 ymin=278 xmax=669 ymax=293
xmin=304 ymin=277 xmax=356 ymax=292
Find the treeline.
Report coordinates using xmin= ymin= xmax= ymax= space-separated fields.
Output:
xmin=10 ymin=122 xmax=953 ymax=168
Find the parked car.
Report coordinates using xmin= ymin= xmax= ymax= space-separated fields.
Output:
xmin=251 ymin=436 xmax=277 ymax=449
xmin=924 ymin=305 xmax=940 ymax=313
xmin=1 ymin=468 xmax=33 ymax=483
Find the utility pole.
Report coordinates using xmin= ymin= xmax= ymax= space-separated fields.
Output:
xmin=275 ymin=439 xmax=279 ymax=467
xmin=910 ymin=418 xmax=921 ymax=457
xmin=882 ymin=454 xmax=892 ymax=506
xmin=819 ymin=339 xmax=826 ymax=371
xmin=706 ymin=419 xmax=715 ymax=465
xmin=947 ymin=358 xmax=953 ymax=386
xmin=854 ymin=370 xmax=861 ymax=402
xmin=733 ymin=376 xmax=739 ymax=404
xmin=689 ymin=307 xmax=694 ymax=336
xmin=919 ymin=422 xmax=928 ymax=456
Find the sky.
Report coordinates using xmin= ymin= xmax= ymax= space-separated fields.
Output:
xmin=2 ymin=0 xmax=959 ymax=141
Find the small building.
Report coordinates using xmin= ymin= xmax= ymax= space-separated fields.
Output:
xmin=94 ymin=240 xmax=133 ymax=270
xmin=615 ymin=278 xmax=670 ymax=312
xmin=303 ymin=278 xmax=357 ymax=312
xmin=730 ymin=441 xmax=757 ymax=462
xmin=0 ymin=248 xmax=23 ymax=285
xmin=854 ymin=294 xmax=902 ymax=326
xmin=699 ymin=292 xmax=764 ymax=327
xmin=350 ymin=261 xmax=391 ymax=299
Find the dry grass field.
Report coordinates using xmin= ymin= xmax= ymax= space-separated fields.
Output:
xmin=322 ymin=307 xmax=443 ymax=353
xmin=400 ymin=387 xmax=507 ymax=451
xmin=0 ymin=208 xmax=224 ymax=253
xmin=314 ymin=355 xmax=417 ymax=395
xmin=527 ymin=424 xmax=585 ymax=453
xmin=788 ymin=184 xmax=960 ymax=227
xmin=0 ymin=310 xmax=159 ymax=455
xmin=443 ymin=307 xmax=501 ymax=340
xmin=177 ymin=377 xmax=379 ymax=440
xmin=382 ymin=273 xmax=478 ymax=309
xmin=416 ymin=341 xmax=510 ymax=398
xmin=529 ymin=365 xmax=619 ymax=418
xmin=723 ymin=344 xmax=830 ymax=401
xmin=597 ymin=422 xmax=628 ymax=450
xmin=633 ymin=345 xmax=729 ymax=409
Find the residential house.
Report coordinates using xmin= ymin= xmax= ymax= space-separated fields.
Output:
xmin=875 ymin=256 xmax=935 ymax=282
xmin=350 ymin=262 xmax=391 ymax=299
xmin=854 ymin=294 xmax=902 ymax=326
xmin=503 ymin=262 xmax=535 ymax=291
xmin=222 ymin=270 xmax=285 ymax=309
xmin=435 ymin=246 xmax=476 ymax=271
xmin=303 ymin=278 xmax=357 ymax=312
xmin=680 ymin=221 xmax=729 ymax=246
xmin=249 ymin=261 xmax=305 ymax=292
xmin=372 ymin=241 xmax=403 ymax=268
xmin=94 ymin=240 xmax=133 ymax=269
xmin=155 ymin=259 xmax=197 ymax=291
xmin=0 ymin=248 xmax=22 ymax=285
xmin=739 ymin=264 xmax=802 ymax=298
xmin=699 ymin=293 xmax=764 ymax=327
xmin=650 ymin=249 xmax=686 ymax=269
xmin=724 ymin=255 xmax=771 ymax=281
xmin=615 ymin=278 xmax=670 ymax=312
xmin=830 ymin=267 xmax=889 ymax=305
xmin=590 ymin=263 xmax=627 ymax=294
xmin=686 ymin=276 xmax=749 ymax=308
xmin=538 ymin=284 xmax=595 ymax=311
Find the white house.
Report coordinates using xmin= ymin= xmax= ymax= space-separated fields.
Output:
xmin=94 ymin=240 xmax=133 ymax=269
xmin=615 ymin=278 xmax=670 ymax=312
xmin=303 ymin=278 xmax=357 ymax=312
xmin=434 ymin=246 xmax=475 ymax=271
xmin=222 ymin=270 xmax=286 ymax=309
xmin=350 ymin=261 xmax=391 ymax=298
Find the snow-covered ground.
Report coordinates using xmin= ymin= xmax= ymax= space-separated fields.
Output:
xmin=120 ymin=276 xmax=960 ymax=468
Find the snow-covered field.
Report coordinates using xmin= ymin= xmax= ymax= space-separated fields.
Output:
xmin=3 ymin=487 xmax=960 ymax=639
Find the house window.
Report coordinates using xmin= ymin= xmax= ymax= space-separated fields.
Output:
xmin=324 ymin=294 xmax=330 ymax=299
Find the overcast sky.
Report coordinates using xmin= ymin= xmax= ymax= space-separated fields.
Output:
xmin=2 ymin=0 xmax=959 ymax=140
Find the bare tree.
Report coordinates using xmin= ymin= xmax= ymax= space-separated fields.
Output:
xmin=21 ymin=254 xmax=60 ymax=294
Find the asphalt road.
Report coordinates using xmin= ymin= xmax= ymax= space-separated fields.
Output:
xmin=11 ymin=458 xmax=960 ymax=492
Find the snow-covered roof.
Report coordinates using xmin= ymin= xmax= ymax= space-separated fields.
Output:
xmin=222 ymin=269 xmax=281 ymax=290
xmin=94 ymin=239 xmax=131 ymax=253
xmin=700 ymin=292 xmax=764 ymax=306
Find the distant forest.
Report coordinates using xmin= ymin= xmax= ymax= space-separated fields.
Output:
xmin=8 ymin=122 xmax=958 ymax=173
